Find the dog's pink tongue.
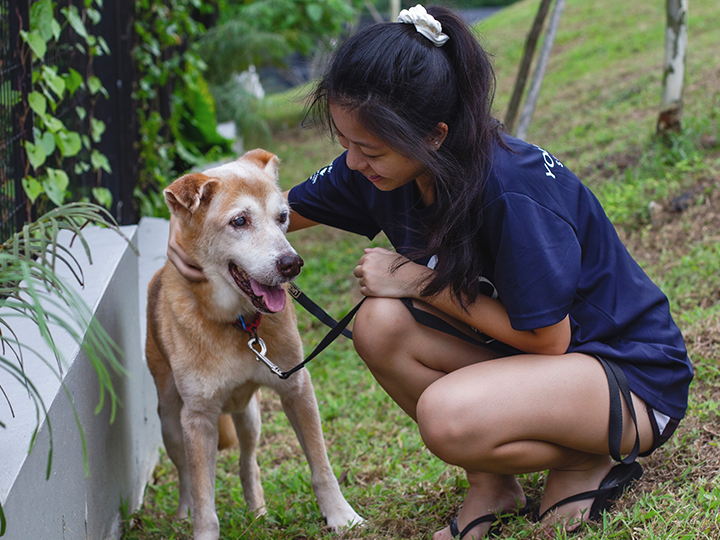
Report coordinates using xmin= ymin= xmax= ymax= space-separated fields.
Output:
xmin=250 ymin=280 xmax=286 ymax=312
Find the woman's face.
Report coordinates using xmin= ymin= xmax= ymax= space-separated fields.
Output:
xmin=330 ymin=103 xmax=431 ymax=194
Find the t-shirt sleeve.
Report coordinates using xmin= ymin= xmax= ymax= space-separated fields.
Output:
xmin=483 ymin=193 xmax=581 ymax=331
xmin=287 ymin=153 xmax=382 ymax=239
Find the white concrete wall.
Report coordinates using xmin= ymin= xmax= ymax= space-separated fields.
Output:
xmin=0 ymin=219 xmax=168 ymax=539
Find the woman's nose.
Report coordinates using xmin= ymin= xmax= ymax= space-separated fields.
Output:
xmin=345 ymin=145 xmax=366 ymax=171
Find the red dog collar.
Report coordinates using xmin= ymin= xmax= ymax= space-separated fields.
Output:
xmin=232 ymin=312 xmax=262 ymax=335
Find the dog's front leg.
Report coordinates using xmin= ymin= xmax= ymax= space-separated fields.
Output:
xmin=181 ymin=406 xmax=221 ymax=540
xmin=277 ymin=371 xmax=363 ymax=530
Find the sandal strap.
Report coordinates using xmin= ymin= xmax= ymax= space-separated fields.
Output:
xmin=449 ymin=517 xmax=461 ymax=537
xmin=537 ymin=485 xmax=614 ymax=522
xmin=450 ymin=514 xmax=496 ymax=539
xmin=536 ymin=463 xmax=642 ymax=524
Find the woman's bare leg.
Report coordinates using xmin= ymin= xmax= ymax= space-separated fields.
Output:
xmin=353 ymin=297 xmax=503 ymax=420
xmin=353 ymin=297 xmax=654 ymax=538
xmin=353 ymin=297 xmax=526 ymax=537
xmin=418 ymin=353 xmax=653 ymax=537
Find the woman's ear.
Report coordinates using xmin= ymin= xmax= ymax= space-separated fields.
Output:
xmin=428 ymin=122 xmax=449 ymax=150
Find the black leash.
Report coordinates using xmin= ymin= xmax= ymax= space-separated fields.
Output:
xmin=287 ymin=283 xmax=353 ymax=339
xmin=278 ymin=297 xmax=365 ymax=379
xmin=398 ymin=298 xmax=524 ymax=357
xmin=244 ymin=288 xmax=643 ymax=466
xmin=245 ymin=288 xmax=519 ymax=380
xmin=238 ymin=291 xmax=364 ymax=380
xmin=598 ymin=357 xmax=640 ymax=464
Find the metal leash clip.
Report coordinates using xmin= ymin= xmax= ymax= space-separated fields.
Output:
xmin=247 ymin=337 xmax=285 ymax=378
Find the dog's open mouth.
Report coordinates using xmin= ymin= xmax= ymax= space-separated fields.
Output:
xmin=229 ymin=263 xmax=286 ymax=313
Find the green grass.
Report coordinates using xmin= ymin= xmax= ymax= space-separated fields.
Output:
xmin=124 ymin=0 xmax=720 ymax=538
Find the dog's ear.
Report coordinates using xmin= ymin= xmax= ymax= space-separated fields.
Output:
xmin=164 ymin=173 xmax=217 ymax=217
xmin=242 ymin=148 xmax=280 ymax=180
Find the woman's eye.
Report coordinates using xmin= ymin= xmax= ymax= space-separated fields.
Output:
xmin=279 ymin=211 xmax=288 ymax=224
xmin=230 ymin=216 xmax=246 ymax=228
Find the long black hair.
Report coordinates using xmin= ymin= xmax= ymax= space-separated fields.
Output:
xmin=306 ymin=5 xmax=504 ymax=307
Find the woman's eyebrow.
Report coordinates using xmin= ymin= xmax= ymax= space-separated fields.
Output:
xmin=332 ymin=120 xmax=383 ymax=151
xmin=356 ymin=140 xmax=383 ymax=151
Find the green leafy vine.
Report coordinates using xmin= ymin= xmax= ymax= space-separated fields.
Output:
xmin=19 ymin=0 xmax=113 ymax=213
xmin=133 ymin=0 xmax=231 ymax=218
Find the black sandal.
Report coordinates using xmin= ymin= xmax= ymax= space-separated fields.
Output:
xmin=450 ymin=514 xmax=497 ymax=539
xmin=534 ymin=462 xmax=643 ymax=525
xmin=449 ymin=498 xmax=534 ymax=539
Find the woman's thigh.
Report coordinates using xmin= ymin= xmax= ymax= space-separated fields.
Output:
xmin=415 ymin=353 xmax=654 ymax=473
xmin=353 ymin=297 xmax=505 ymax=419
xmin=353 ymin=297 xmax=502 ymax=373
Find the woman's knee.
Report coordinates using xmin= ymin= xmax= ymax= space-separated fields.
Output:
xmin=416 ymin=381 xmax=489 ymax=464
xmin=353 ymin=297 xmax=413 ymax=367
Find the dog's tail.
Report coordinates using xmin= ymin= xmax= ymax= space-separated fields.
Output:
xmin=217 ymin=414 xmax=239 ymax=450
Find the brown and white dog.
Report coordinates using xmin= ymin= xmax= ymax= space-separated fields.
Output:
xmin=145 ymin=149 xmax=362 ymax=540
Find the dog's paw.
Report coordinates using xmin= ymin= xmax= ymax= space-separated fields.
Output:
xmin=327 ymin=510 xmax=364 ymax=532
xmin=251 ymin=504 xmax=267 ymax=518
xmin=174 ymin=503 xmax=192 ymax=521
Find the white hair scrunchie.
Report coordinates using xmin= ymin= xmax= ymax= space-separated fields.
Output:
xmin=397 ymin=4 xmax=449 ymax=47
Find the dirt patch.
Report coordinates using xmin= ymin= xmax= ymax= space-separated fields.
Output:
xmin=584 ymin=147 xmax=644 ymax=180
xmin=617 ymin=174 xmax=720 ymax=269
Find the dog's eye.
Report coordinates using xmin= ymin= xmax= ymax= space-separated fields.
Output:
xmin=278 ymin=211 xmax=288 ymax=224
xmin=230 ymin=216 xmax=246 ymax=228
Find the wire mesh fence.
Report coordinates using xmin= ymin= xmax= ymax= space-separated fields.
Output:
xmin=0 ymin=0 xmax=138 ymax=241
xmin=0 ymin=0 xmax=32 ymax=241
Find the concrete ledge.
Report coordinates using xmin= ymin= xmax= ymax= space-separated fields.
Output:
xmin=0 ymin=221 xmax=165 ymax=539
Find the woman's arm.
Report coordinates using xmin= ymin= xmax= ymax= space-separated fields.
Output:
xmin=283 ymin=190 xmax=319 ymax=232
xmin=354 ymin=247 xmax=571 ymax=355
xmin=427 ymin=287 xmax=571 ymax=356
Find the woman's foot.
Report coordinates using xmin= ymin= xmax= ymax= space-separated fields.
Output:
xmin=538 ymin=454 xmax=613 ymax=532
xmin=433 ymin=473 xmax=527 ymax=540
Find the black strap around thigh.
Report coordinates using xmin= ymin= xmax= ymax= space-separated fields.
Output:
xmin=597 ymin=357 xmax=640 ymax=464
xmin=398 ymin=298 xmax=522 ymax=357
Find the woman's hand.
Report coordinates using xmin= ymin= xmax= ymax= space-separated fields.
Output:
xmin=167 ymin=215 xmax=207 ymax=282
xmin=353 ymin=247 xmax=430 ymax=298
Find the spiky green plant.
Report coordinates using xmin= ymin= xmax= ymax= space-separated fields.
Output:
xmin=0 ymin=202 xmax=132 ymax=536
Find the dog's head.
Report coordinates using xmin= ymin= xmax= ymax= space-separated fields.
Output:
xmin=165 ymin=149 xmax=303 ymax=314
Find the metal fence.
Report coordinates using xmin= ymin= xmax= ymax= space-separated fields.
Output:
xmin=0 ymin=0 xmax=31 ymax=241
xmin=0 ymin=0 xmax=138 ymax=241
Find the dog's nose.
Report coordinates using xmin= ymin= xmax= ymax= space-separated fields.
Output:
xmin=277 ymin=254 xmax=304 ymax=278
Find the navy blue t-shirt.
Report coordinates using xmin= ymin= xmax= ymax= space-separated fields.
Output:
xmin=288 ymin=135 xmax=693 ymax=419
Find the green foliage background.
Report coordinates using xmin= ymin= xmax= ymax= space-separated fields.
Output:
xmin=132 ymin=0 xmax=363 ymax=218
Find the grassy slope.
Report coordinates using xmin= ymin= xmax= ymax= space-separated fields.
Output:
xmin=124 ymin=1 xmax=720 ymax=539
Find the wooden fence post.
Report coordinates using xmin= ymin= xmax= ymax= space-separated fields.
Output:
xmin=504 ymin=0 xmax=554 ymax=135
xmin=515 ymin=0 xmax=566 ymax=142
